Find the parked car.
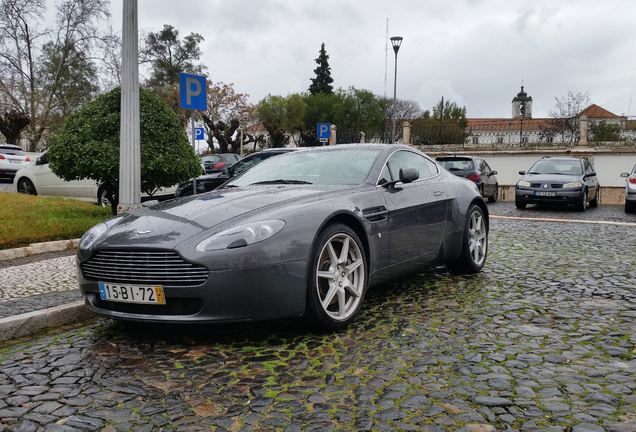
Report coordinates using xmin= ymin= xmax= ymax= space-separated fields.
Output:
xmin=515 ymin=156 xmax=600 ymax=211
xmin=15 ymin=151 xmax=175 ymax=205
xmin=0 ymin=144 xmax=31 ymax=181
xmin=435 ymin=156 xmax=499 ymax=202
xmin=77 ymin=144 xmax=489 ymax=330
xmin=620 ymin=163 xmax=636 ymax=213
xmin=176 ymin=148 xmax=297 ymax=197
xmin=201 ymin=153 xmax=240 ymax=174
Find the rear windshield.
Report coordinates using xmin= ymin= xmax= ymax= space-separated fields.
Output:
xmin=0 ymin=146 xmax=25 ymax=156
xmin=436 ymin=158 xmax=475 ymax=171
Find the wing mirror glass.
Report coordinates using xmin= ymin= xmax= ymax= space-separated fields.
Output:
xmin=399 ymin=167 xmax=419 ymax=184
xmin=620 ymin=172 xmax=629 ymax=178
xmin=585 ymin=172 xmax=597 ymax=178
xmin=491 ymin=170 xmax=498 ymax=176
xmin=518 ymin=170 xmax=526 ymax=175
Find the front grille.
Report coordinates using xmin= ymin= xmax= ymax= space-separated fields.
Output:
xmin=81 ymin=250 xmax=209 ymax=287
xmin=530 ymin=183 xmax=564 ymax=189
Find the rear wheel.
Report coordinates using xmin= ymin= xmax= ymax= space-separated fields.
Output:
xmin=515 ymin=197 xmax=526 ymax=210
xmin=488 ymin=185 xmax=498 ymax=203
xmin=307 ymin=224 xmax=368 ymax=330
xmin=626 ymin=201 xmax=636 ymax=214
xmin=447 ymin=204 xmax=488 ymax=274
xmin=17 ymin=178 xmax=37 ymax=195
xmin=589 ymin=189 xmax=599 ymax=208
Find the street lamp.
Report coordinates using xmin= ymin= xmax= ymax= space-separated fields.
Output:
xmin=390 ymin=36 xmax=403 ymax=143
xmin=519 ymin=102 xmax=525 ymax=144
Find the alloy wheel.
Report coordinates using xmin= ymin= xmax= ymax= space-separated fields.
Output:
xmin=315 ymin=233 xmax=365 ymax=321
xmin=468 ymin=210 xmax=487 ymax=266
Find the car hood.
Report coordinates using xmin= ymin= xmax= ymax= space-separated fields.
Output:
xmin=522 ymin=174 xmax=581 ymax=184
xmin=94 ymin=185 xmax=354 ymax=249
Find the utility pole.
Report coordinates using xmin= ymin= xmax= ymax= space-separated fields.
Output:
xmin=118 ymin=0 xmax=140 ymax=213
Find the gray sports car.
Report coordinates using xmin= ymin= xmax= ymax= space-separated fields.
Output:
xmin=77 ymin=144 xmax=489 ymax=329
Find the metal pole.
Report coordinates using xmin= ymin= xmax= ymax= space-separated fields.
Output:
xmin=391 ymin=51 xmax=398 ymax=143
xmin=240 ymin=128 xmax=244 ymax=156
xmin=191 ymin=117 xmax=197 ymax=195
xmin=118 ymin=0 xmax=140 ymax=213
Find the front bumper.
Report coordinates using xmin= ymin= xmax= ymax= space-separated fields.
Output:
xmin=79 ymin=260 xmax=308 ymax=323
xmin=626 ymin=189 xmax=636 ymax=203
xmin=515 ymin=187 xmax=583 ymax=204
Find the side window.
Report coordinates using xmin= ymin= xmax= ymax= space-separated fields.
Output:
xmin=482 ymin=161 xmax=492 ymax=175
xmin=583 ymin=160 xmax=592 ymax=175
xmin=385 ymin=151 xmax=438 ymax=182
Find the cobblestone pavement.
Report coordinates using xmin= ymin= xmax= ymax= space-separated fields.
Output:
xmin=0 ymin=291 xmax=81 ymax=320
xmin=1 ymin=219 xmax=635 ymax=431
xmin=0 ymin=256 xmax=77 ymax=302
xmin=489 ymin=202 xmax=636 ymax=223
xmin=0 ymin=179 xmax=14 ymax=192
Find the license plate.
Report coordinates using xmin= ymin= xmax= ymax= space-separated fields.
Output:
xmin=98 ymin=282 xmax=165 ymax=304
xmin=535 ymin=191 xmax=556 ymax=197
xmin=9 ymin=159 xmax=22 ymax=164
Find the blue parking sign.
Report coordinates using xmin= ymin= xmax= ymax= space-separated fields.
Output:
xmin=179 ymin=73 xmax=207 ymax=111
xmin=195 ymin=128 xmax=205 ymax=140
xmin=317 ymin=123 xmax=331 ymax=139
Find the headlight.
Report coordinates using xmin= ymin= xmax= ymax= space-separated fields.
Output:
xmin=517 ymin=180 xmax=531 ymax=187
xmin=562 ymin=181 xmax=583 ymax=189
xmin=79 ymin=217 xmax=122 ymax=250
xmin=196 ymin=219 xmax=285 ymax=251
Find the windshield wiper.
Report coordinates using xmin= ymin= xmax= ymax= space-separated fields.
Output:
xmin=249 ymin=179 xmax=313 ymax=185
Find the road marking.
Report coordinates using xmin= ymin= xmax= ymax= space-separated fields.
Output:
xmin=491 ymin=215 xmax=636 ymax=227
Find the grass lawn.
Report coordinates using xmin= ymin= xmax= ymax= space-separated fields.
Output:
xmin=0 ymin=192 xmax=111 ymax=249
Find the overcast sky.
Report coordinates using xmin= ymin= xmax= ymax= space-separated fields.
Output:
xmin=105 ymin=0 xmax=635 ymax=118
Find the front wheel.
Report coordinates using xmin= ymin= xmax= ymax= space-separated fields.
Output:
xmin=626 ymin=201 xmax=636 ymax=214
xmin=447 ymin=204 xmax=488 ymax=274
xmin=515 ymin=197 xmax=526 ymax=210
xmin=306 ymin=224 xmax=368 ymax=330
xmin=17 ymin=178 xmax=37 ymax=195
xmin=589 ymin=189 xmax=599 ymax=208
xmin=576 ymin=189 xmax=587 ymax=212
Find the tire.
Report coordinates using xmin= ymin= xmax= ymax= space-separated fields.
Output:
xmin=576 ymin=189 xmax=587 ymax=212
xmin=17 ymin=177 xmax=37 ymax=195
xmin=97 ymin=185 xmax=113 ymax=207
xmin=515 ymin=197 xmax=526 ymax=210
xmin=446 ymin=204 xmax=488 ymax=274
xmin=306 ymin=223 xmax=368 ymax=330
xmin=626 ymin=201 xmax=636 ymax=214
xmin=488 ymin=185 xmax=498 ymax=203
xmin=589 ymin=189 xmax=598 ymax=208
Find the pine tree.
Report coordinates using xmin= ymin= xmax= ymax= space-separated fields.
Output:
xmin=309 ymin=42 xmax=334 ymax=95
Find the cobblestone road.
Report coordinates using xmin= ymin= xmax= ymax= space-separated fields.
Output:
xmin=0 ymin=219 xmax=635 ymax=431
xmin=489 ymin=202 xmax=636 ymax=223
xmin=0 ymin=256 xmax=77 ymax=302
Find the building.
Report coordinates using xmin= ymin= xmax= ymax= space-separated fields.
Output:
xmin=466 ymin=87 xmax=626 ymax=146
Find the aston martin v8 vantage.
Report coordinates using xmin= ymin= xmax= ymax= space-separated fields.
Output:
xmin=77 ymin=144 xmax=489 ymax=329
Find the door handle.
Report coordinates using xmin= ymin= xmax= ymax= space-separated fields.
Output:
xmin=433 ymin=191 xmax=443 ymax=196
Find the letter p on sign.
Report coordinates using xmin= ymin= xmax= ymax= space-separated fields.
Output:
xmin=179 ymin=73 xmax=207 ymax=111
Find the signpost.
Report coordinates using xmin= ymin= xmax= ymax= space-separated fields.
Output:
xmin=317 ymin=122 xmax=331 ymax=145
xmin=179 ymin=72 xmax=207 ymax=195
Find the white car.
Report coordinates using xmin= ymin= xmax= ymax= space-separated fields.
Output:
xmin=620 ymin=163 xmax=636 ymax=213
xmin=14 ymin=151 xmax=176 ymax=205
xmin=0 ymin=144 xmax=32 ymax=181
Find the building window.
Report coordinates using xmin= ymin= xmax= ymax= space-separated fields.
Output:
xmin=496 ymin=136 xmax=504 ymax=144
xmin=547 ymin=136 xmax=554 ymax=143
xmin=472 ymin=136 xmax=479 ymax=144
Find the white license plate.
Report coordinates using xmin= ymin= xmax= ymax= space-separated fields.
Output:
xmin=9 ymin=159 xmax=22 ymax=164
xmin=535 ymin=191 xmax=556 ymax=197
xmin=98 ymin=282 xmax=165 ymax=305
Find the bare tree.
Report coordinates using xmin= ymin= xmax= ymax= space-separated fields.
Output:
xmin=0 ymin=0 xmax=109 ymax=150
xmin=549 ymin=90 xmax=591 ymax=144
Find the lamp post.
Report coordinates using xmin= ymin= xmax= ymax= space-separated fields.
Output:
xmin=390 ymin=36 xmax=403 ymax=143
xmin=519 ymin=102 xmax=525 ymax=145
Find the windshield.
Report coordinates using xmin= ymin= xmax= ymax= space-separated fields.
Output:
xmin=528 ymin=159 xmax=583 ymax=175
xmin=437 ymin=158 xmax=474 ymax=171
xmin=226 ymin=148 xmax=382 ymax=187
xmin=0 ymin=146 xmax=25 ymax=156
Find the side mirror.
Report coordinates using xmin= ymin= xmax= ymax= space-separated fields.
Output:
xmin=620 ymin=172 xmax=629 ymax=178
xmin=36 ymin=157 xmax=46 ymax=166
xmin=585 ymin=172 xmax=597 ymax=178
xmin=399 ymin=167 xmax=419 ymax=184
xmin=222 ymin=167 xmax=231 ymax=177
xmin=491 ymin=170 xmax=498 ymax=176
xmin=518 ymin=170 xmax=526 ymax=175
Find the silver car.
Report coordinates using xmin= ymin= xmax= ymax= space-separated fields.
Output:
xmin=77 ymin=145 xmax=489 ymax=329
xmin=620 ymin=163 xmax=636 ymax=213
xmin=0 ymin=144 xmax=31 ymax=181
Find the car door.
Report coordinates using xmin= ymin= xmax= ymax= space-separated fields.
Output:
xmin=583 ymin=159 xmax=599 ymax=200
xmin=380 ymin=150 xmax=449 ymax=265
xmin=30 ymin=153 xmax=66 ymax=196
xmin=481 ymin=160 xmax=496 ymax=196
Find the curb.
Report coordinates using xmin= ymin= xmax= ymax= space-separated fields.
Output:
xmin=0 ymin=239 xmax=80 ymax=262
xmin=0 ymin=301 xmax=92 ymax=342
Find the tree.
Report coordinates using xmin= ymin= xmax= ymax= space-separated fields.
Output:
xmin=590 ymin=121 xmax=621 ymax=142
xmin=48 ymin=87 xmax=201 ymax=213
xmin=411 ymin=98 xmax=467 ymax=145
xmin=0 ymin=110 xmax=30 ymax=143
xmin=256 ymin=95 xmax=291 ymax=148
xmin=201 ymin=81 xmax=255 ymax=153
xmin=308 ymin=42 xmax=334 ymax=95
xmin=141 ymin=24 xmax=205 ymax=122
xmin=549 ymin=90 xmax=591 ymax=143
xmin=0 ymin=0 xmax=109 ymax=150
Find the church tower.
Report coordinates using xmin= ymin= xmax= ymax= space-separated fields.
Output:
xmin=512 ymin=86 xmax=532 ymax=119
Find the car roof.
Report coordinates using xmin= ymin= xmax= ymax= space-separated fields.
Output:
xmin=0 ymin=144 xmax=23 ymax=149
